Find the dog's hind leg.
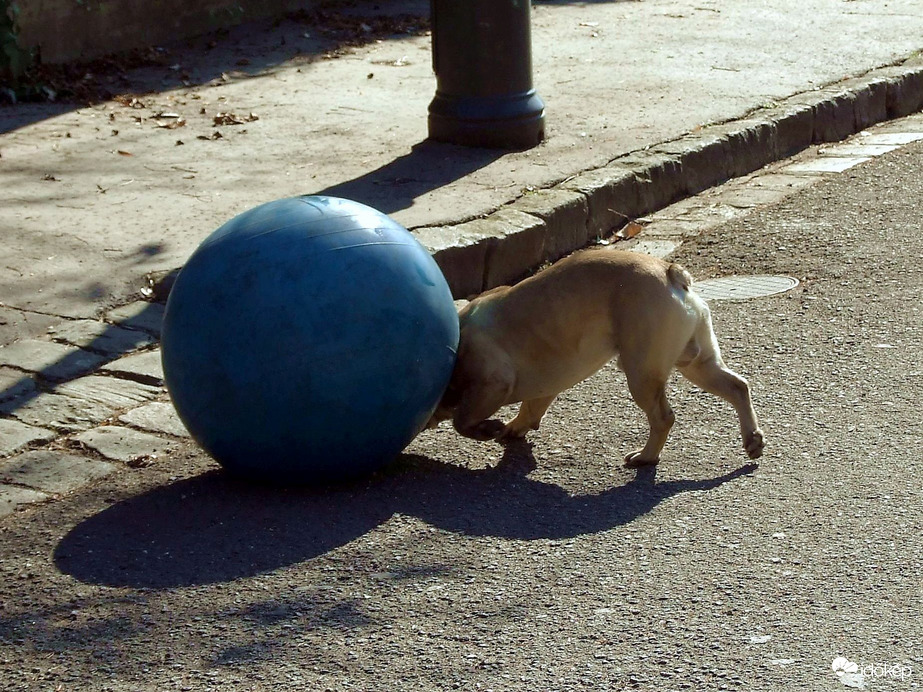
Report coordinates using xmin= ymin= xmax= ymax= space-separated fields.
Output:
xmin=622 ymin=367 xmax=675 ymax=467
xmin=676 ymin=298 xmax=765 ymax=459
xmin=678 ymin=356 xmax=764 ymax=459
xmin=501 ymin=395 xmax=557 ymax=440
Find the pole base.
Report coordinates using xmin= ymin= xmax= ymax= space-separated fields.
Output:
xmin=428 ymin=90 xmax=546 ymax=150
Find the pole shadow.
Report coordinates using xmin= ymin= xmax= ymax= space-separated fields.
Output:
xmin=309 ymin=139 xmax=506 ymax=217
xmin=54 ymin=442 xmax=758 ymax=590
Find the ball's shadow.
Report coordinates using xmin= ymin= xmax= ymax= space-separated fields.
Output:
xmin=54 ymin=446 xmax=757 ymax=590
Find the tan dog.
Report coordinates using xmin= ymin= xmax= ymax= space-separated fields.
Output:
xmin=428 ymin=248 xmax=764 ymax=466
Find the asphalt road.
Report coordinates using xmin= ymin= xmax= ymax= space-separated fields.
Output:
xmin=1 ymin=143 xmax=922 ymax=690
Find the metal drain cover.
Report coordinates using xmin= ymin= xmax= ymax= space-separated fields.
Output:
xmin=692 ymin=275 xmax=799 ymax=301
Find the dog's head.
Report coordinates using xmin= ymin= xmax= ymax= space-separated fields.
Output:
xmin=426 ymin=331 xmax=477 ymax=429
xmin=425 ymin=294 xmax=504 ymax=430
xmin=426 ymin=378 xmax=462 ymax=428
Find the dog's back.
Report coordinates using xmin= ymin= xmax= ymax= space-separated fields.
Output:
xmin=457 ymin=249 xmax=704 ymax=403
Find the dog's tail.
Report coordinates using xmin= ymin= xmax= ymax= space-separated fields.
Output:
xmin=667 ymin=262 xmax=694 ymax=292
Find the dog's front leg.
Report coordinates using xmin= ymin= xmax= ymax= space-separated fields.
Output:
xmin=501 ymin=395 xmax=557 ymax=440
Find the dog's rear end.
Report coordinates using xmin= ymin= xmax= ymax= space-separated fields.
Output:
xmin=669 ymin=271 xmax=765 ymax=463
xmin=618 ymin=258 xmax=764 ymax=465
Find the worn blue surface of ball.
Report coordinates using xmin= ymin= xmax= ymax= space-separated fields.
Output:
xmin=161 ymin=196 xmax=459 ymax=483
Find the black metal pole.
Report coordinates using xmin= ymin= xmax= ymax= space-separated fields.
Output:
xmin=428 ymin=0 xmax=546 ymax=149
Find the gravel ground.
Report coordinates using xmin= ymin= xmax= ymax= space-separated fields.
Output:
xmin=1 ymin=143 xmax=922 ymax=691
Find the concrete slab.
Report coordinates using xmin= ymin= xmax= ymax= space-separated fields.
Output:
xmin=100 ymin=350 xmax=165 ymax=386
xmin=118 ymin=401 xmax=191 ymax=438
xmin=2 ymin=376 xmax=161 ymax=433
xmin=508 ymin=188 xmax=591 ymax=262
xmin=72 ymin=425 xmax=176 ymax=464
xmin=105 ymin=302 xmax=166 ymax=338
xmin=625 ymin=238 xmax=680 ymax=259
xmin=49 ymin=319 xmax=157 ymax=356
xmin=53 ymin=375 xmax=163 ymax=409
xmin=857 ymin=132 xmax=923 ymax=145
xmin=0 ymin=340 xmax=107 ymax=382
xmin=0 ymin=306 xmax=58 ymax=349
xmin=741 ymin=172 xmax=817 ymax=193
xmin=0 ymin=418 xmax=56 ymax=458
xmin=782 ymin=157 xmax=872 ymax=174
xmin=819 ymin=143 xmax=900 ymax=157
xmin=667 ymin=203 xmax=744 ymax=228
xmin=713 ymin=185 xmax=799 ymax=210
xmin=0 ymin=484 xmax=48 ymax=519
xmin=414 ymin=224 xmax=493 ymax=300
xmin=2 ymin=391 xmax=118 ymax=433
xmin=0 ymin=367 xmax=40 ymax=404
xmin=0 ymin=450 xmax=116 ymax=494
xmin=631 ymin=218 xmax=704 ymax=240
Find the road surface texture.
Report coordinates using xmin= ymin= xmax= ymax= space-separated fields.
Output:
xmin=1 ymin=139 xmax=921 ymax=690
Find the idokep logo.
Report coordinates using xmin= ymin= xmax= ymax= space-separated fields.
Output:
xmin=831 ymin=657 xmax=859 ymax=676
xmin=832 ymin=656 xmax=913 ymax=682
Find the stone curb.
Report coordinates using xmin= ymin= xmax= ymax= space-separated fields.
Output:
xmin=415 ymin=60 xmax=923 ymax=298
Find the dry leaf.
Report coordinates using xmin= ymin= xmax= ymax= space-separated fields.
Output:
xmin=126 ymin=454 xmax=157 ymax=468
xmin=157 ymin=119 xmax=186 ymax=129
xmin=213 ymin=112 xmax=259 ymax=125
xmin=115 ymin=95 xmax=147 ymax=109
xmin=616 ymin=221 xmax=644 ymax=240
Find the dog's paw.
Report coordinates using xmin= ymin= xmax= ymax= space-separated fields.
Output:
xmin=624 ymin=451 xmax=660 ymax=468
xmin=499 ymin=422 xmax=530 ymax=441
xmin=744 ymin=428 xmax=765 ymax=459
xmin=465 ymin=419 xmax=506 ymax=441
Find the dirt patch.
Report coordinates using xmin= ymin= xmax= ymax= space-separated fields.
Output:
xmin=2 ymin=6 xmax=429 ymax=105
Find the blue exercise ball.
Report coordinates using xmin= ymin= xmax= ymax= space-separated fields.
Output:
xmin=161 ymin=196 xmax=459 ymax=483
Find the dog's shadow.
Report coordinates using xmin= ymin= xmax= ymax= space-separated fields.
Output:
xmin=54 ymin=445 xmax=756 ymax=590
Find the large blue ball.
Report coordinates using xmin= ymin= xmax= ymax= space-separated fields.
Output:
xmin=161 ymin=196 xmax=459 ymax=483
